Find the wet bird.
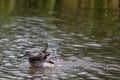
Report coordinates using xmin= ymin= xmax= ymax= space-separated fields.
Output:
xmin=18 ymin=43 xmax=54 ymax=68
xmin=37 ymin=43 xmax=50 ymax=60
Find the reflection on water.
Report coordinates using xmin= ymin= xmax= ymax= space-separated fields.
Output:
xmin=0 ymin=0 xmax=120 ymax=80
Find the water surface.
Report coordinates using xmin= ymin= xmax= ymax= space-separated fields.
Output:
xmin=0 ymin=0 xmax=120 ymax=80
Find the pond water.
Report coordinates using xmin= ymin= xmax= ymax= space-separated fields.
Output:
xmin=0 ymin=0 xmax=120 ymax=80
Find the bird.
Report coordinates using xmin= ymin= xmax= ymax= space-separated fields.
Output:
xmin=18 ymin=43 xmax=54 ymax=68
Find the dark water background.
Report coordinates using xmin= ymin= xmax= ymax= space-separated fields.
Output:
xmin=0 ymin=0 xmax=120 ymax=80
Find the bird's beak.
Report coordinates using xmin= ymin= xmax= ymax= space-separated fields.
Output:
xmin=18 ymin=53 xmax=27 ymax=58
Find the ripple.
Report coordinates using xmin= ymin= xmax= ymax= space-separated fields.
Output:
xmin=51 ymin=38 xmax=63 ymax=41
xmin=84 ymin=43 xmax=102 ymax=47
xmin=14 ymin=39 xmax=29 ymax=42
xmin=4 ymin=63 xmax=12 ymax=66
xmin=78 ymin=72 xmax=88 ymax=75
xmin=3 ymin=51 xmax=14 ymax=55
xmin=26 ymin=17 xmax=45 ymax=22
xmin=71 ymin=44 xmax=85 ymax=47
xmin=89 ymin=76 xmax=101 ymax=80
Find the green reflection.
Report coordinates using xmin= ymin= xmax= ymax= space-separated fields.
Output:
xmin=0 ymin=0 xmax=119 ymax=37
xmin=0 ymin=0 xmax=15 ymax=24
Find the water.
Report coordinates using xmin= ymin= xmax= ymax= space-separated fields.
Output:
xmin=0 ymin=0 xmax=120 ymax=80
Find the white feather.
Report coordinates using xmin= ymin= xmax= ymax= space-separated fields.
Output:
xmin=42 ymin=62 xmax=54 ymax=68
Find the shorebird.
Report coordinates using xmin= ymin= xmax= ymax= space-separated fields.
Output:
xmin=18 ymin=43 xmax=54 ymax=68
